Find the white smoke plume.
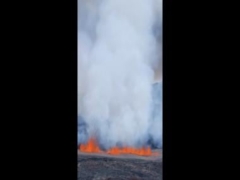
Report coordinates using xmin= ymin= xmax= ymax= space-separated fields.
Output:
xmin=78 ymin=0 xmax=162 ymax=149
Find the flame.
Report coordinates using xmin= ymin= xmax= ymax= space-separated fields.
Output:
xmin=107 ymin=146 xmax=152 ymax=156
xmin=79 ymin=138 xmax=158 ymax=156
xmin=79 ymin=138 xmax=101 ymax=153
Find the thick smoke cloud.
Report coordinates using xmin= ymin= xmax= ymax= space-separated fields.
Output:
xmin=78 ymin=0 xmax=162 ymax=149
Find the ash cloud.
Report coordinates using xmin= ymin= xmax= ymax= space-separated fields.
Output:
xmin=78 ymin=0 xmax=162 ymax=149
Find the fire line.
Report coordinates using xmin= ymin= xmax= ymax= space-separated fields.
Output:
xmin=79 ymin=138 xmax=159 ymax=156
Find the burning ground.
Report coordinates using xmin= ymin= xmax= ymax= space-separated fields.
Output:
xmin=79 ymin=138 xmax=159 ymax=156
xmin=78 ymin=138 xmax=162 ymax=180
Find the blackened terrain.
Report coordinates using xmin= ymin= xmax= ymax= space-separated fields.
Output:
xmin=78 ymin=154 xmax=162 ymax=180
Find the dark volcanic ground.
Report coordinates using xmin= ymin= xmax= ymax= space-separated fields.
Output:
xmin=78 ymin=152 xmax=162 ymax=180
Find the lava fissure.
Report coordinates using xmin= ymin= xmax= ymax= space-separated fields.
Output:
xmin=79 ymin=138 xmax=159 ymax=156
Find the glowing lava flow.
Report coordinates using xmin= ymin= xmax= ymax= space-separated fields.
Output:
xmin=107 ymin=146 xmax=152 ymax=156
xmin=79 ymin=138 xmax=101 ymax=153
xmin=79 ymin=138 xmax=158 ymax=156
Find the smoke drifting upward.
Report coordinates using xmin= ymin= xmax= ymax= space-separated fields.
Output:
xmin=78 ymin=0 xmax=162 ymax=149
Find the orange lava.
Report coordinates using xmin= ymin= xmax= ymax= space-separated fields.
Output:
xmin=79 ymin=138 xmax=158 ymax=156
xmin=79 ymin=138 xmax=101 ymax=153
xmin=107 ymin=146 xmax=152 ymax=156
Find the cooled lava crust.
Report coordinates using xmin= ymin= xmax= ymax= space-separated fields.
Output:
xmin=78 ymin=149 xmax=162 ymax=180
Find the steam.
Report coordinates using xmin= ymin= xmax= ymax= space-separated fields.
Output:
xmin=78 ymin=0 xmax=162 ymax=149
